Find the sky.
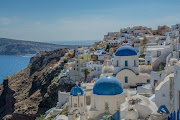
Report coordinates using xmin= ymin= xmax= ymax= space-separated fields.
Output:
xmin=0 ymin=0 xmax=180 ymax=42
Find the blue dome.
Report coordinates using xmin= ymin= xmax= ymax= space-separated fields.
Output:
xmin=115 ymin=46 xmax=137 ymax=56
xmin=102 ymin=52 xmax=106 ymax=54
xmin=92 ymin=76 xmax=124 ymax=95
xmin=97 ymin=48 xmax=101 ymax=50
xmin=70 ymin=85 xmax=85 ymax=96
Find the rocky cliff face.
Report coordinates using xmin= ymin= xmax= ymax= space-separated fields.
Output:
xmin=0 ymin=48 xmax=74 ymax=120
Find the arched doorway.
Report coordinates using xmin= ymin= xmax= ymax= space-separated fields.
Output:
xmin=73 ymin=109 xmax=80 ymax=120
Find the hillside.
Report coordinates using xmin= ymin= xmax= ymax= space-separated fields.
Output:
xmin=0 ymin=48 xmax=75 ymax=120
xmin=0 ymin=38 xmax=77 ymax=55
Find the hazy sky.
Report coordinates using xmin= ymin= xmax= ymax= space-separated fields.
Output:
xmin=0 ymin=0 xmax=180 ymax=42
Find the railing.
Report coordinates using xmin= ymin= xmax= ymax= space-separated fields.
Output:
xmin=168 ymin=110 xmax=179 ymax=120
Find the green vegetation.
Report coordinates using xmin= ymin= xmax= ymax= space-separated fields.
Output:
xmin=35 ymin=115 xmax=46 ymax=120
xmin=139 ymin=54 xmax=146 ymax=58
xmin=158 ymin=62 xmax=165 ymax=71
xmin=105 ymin=102 xmax=110 ymax=115
xmin=63 ymin=59 xmax=68 ymax=63
xmin=82 ymin=68 xmax=90 ymax=83
xmin=105 ymin=44 xmax=110 ymax=52
xmin=51 ymin=76 xmax=59 ymax=83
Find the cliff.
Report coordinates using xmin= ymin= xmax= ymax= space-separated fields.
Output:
xmin=0 ymin=48 xmax=74 ymax=120
xmin=0 ymin=38 xmax=77 ymax=55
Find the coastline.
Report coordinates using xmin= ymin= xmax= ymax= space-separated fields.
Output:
xmin=0 ymin=55 xmax=33 ymax=83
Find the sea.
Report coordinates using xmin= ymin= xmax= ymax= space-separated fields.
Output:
xmin=0 ymin=40 xmax=100 ymax=83
xmin=0 ymin=55 xmax=34 ymax=83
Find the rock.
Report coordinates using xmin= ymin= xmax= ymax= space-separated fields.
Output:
xmin=0 ymin=48 xmax=73 ymax=120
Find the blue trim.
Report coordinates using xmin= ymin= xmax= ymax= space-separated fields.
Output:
xmin=125 ymin=76 xmax=128 ymax=83
xmin=102 ymin=52 xmax=106 ymax=54
xmin=177 ymin=110 xmax=179 ymax=120
xmin=125 ymin=61 xmax=128 ymax=66
xmin=113 ymin=110 xmax=120 ymax=120
xmin=157 ymin=105 xmax=170 ymax=114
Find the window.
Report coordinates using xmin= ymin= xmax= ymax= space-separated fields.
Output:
xmin=134 ymin=60 xmax=136 ymax=66
xmin=125 ymin=76 xmax=128 ymax=83
xmin=147 ymin=79 xmax=150 ymax=83
xmin=125 ymin=61 xmax=128 ymax=67
xmin=117 ymin=60 xmax=119 ymax=67
xmin=157 ymin=51 xmax=161 ymax=57
xmin=94 ymin=100 xmax=96 ymax=108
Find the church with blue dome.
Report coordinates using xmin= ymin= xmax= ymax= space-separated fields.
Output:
xmin=113 ymin=45 xmax=139 ymax=75
xmin=67 ymin=45 xmax=150 ymax=120
xmin=113 ymin=45 xmax=150 ymax=88
xmin=89 ymin=76 xmax=125 ymax=119
xmin=68 ymin=76 xmax=125 ymax=120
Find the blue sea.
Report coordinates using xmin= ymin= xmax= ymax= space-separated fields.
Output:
xmin=0 ymin=55 xmax=33 ymax=83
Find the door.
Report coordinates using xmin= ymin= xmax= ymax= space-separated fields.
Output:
xmin=154 ymin=80 xmax=158 ymax=88
xmin=125 ymin=61 xmax=128 ymax=67
xmin=157 ymin=51 xmax=161 ymax=57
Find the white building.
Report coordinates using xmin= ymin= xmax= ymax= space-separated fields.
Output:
xmin=69 ymin=59 xmax=81 ymax=83
xmin=58 ymin=69 xmax=70 ymax=79
xmin=75 ymin=47 xmax=89 ymax=58
xmin=80 ymin=61 xmax=102 ymax=78
xmin=113 ymin=45 xmax=150 ymax=88
xmin=57 ymin=91 xmax=69 ymax=108
xmin=150 ymin=70 xmax=167 ymax=89
xmin=171 ymin=23 xmax=180 ymax=31
xmin=68 ymin=76 xmax=126 ymax=120
xmin=174 ymin=61 xmax=180 ymax=112
xmin=113 ymin=46 xmax=139 ymax=75
xmin=106 ymin=40 xmax=121 ymax=46
xmin=68 ymin=85 xmax=87 ymax=120
xmin=150 ymin=54 xmax=175 ymax=89
xmin=98 ymin=51 xmax=106 ymax=61
xmin=89 ymin=76 xmax=125 ymax=119
xmin=120 ymin=27 xmax=133 ymax=34
xmin=133 ymin=42 xmax=141 ymax=55
xmin=121 ymin=95 xmax=158 ymax=119
xmin=155 ymin=73 xmax=174 ymax=112
xmin=145 ymin=44 xmax=173 ymax=65
xmin=94 ymin=48 xmax=102 ymax=55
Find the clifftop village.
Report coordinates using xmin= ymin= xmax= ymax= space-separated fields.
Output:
xmin=43 ymin=23 xmax=180 ymax=120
